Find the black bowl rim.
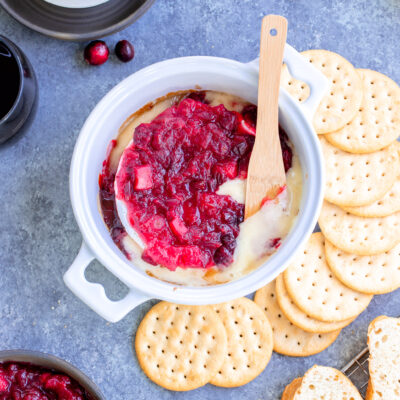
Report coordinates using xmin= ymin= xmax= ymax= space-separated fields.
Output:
xmin=0 ymin=349 xmax=105 ymax=400
xmin=0 ymin=0 xmax=156 ymax=41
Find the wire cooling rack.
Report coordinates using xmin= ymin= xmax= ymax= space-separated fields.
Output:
xmin=341 ymin=346 xmax=370 ymax=398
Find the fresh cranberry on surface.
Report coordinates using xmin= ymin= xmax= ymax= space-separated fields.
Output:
xmin=84 ymin=40 xmax=109 ymax=66
xmin=115 ymin=40 xmax=135 ymax=62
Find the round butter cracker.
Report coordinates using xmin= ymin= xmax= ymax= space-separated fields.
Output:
xmin=280 ymin=64 xmax=310 ymax=103
xmin=319 ymin=200 xmax=400 ymax=256
xmin=325 ymin=69 xmax=400 ymax=153
xmin=321 ymin=137 xmax=399 ymax=207
xmin=275 ymin=274 xmax=354 ymax=333
xmin=343 ymin=176 xmax=400 ymax=217
xmin=254 ymin=280 xmax=341 ymax=357
xmin=210 ymin=297 xmax=273 ymax=387
xmin=135 ymin=302 xmax=227 ymax=391
xmin=281 ymin=49 xmax=363 ymax=134
xmin=325 ymin=240 xmax=400 ymax=294
xmin=283 ymin=232 xmax=372 ymax=322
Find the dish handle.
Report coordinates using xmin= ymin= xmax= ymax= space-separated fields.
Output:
xmin=64 ymin=242 xmax=150 ymax=323
xmin=247 ymin=43 xmax=329 ymax=121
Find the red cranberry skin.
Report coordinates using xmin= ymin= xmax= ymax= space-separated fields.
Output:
xmin=84 ymin=40 xmax=109 ymax=66
xmin=115 ymin=40 xmax=134 ymax=62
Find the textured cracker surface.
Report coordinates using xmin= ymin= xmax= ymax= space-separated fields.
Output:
xmin=285 ymin=50 xmax=363 ymax=134
xmin=280 ymin=64 xmax=310 ymax=103
xmin=210 ymin=298 xmax=273 ymax=387
xmin=325 ymin=240 xmax=400 ymax=294
xmin=320 ymin=137 xmax=399 ymax=207
xmin=343 ymin=174 xmax=400 ymax=217
xmin=325 ymin=69 xmax=400 ymax=153
xmin=2 ymin=1 xmax=400 ymax=399
xmin=292 ymin=365 xmax=363 ymax=400
xmin=276 ymin=274 xmax=354 ymax=333
xmin=135 ymin=302 xmax=227 ymax=391
xmin=254 ymin=281 xmax=341 ymax=357
xmin=283 ymin=233 xmax=372 ymax=322
xmin=319 ymin=201 xmax=400 ymax=255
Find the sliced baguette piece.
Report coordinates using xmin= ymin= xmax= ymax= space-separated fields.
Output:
xmin=365 ymin=380 xmax=374 ymax=400
xmin=367 ymin=316 xmax=400 ymax=399
xmin=282 ymin=377 xmax=303 ymax=400
xmin=283 ymin=365 xmax=362 ymax=400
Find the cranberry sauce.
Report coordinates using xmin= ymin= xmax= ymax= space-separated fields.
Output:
xmin=99 ymin=140 xmax=130 ymax=259
xmin=99 ymin=91 xmax=293 ymax=271
xmin=0 ymin=361 xmax=95 ymax=400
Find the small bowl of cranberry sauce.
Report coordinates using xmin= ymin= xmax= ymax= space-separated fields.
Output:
xmin=0 ymin=350 xmax=104 ymax=400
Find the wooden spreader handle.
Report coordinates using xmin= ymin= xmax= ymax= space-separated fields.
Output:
xmin=245 ymin=15 xmax=288 ymax=219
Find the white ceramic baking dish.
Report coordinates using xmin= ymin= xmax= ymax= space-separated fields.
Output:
xmin=64 ymin=44 xmax=328 ymax=322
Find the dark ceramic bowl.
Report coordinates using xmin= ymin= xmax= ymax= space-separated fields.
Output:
xmin=0 ymin=0 xmax=155 ymax=41
xmin=0 ymin=350 xmax=105 ymax=400
xmin=0 ymin=35 xmax=38 ymax=144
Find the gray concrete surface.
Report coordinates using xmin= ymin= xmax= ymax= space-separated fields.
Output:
xmin=0 ymin=0 xmax=399 ymax=398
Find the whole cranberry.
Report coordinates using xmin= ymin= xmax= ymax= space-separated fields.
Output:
xmin=115 ymin=40 xmax=134 ymax=62
xmin=84 ymin=40 xmax=109 ymax=66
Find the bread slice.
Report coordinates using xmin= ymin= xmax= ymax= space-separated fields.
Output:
xmin=281 ymin=365 xmax=362 ymax=400
xmin=365 ymin=379 xmax=374 ymax=400
xmin=366 ymin=315 xmax=400 ymax=399
xmin=282 ymin=377 xmax=303 ymax=400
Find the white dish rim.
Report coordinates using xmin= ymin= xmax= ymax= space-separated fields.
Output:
xmin=64 ymin=46 xmax=329 ymax=322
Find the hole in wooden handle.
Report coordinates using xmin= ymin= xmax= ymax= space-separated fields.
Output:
xmin=269 ymin=28 xmax=277 ymax=36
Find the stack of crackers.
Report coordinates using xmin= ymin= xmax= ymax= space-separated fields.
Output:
xmin=254 ymin=233 xmax=371 ymax=358
xmin=286 ymin=55 xmax=400 ymax=291
xmin=256 ymin=48 xmax=400 ymax=359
